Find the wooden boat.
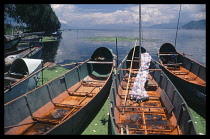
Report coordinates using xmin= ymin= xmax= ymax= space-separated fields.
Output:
xmin=20 ymin=36 xmax=42 ymax=43
xmin=109 ymin=46 xmax=197 ymax=135
xmin=4 ymin=42 xmax=43 ymax=71
xmin=157 ymin=43 xmax=206 ymax=118
xmin=4 ymin=58 xmax=51 ymax=104
xmin=4 ymin=35 xmax=21 ymax=50
xmin=4 ymin=47 xmax=114 ymax=135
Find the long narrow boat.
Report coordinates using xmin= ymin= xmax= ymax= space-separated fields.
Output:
xmin=157 ymin=43 xmax=206 ymax=118
xmin=109 ymin=46 xmax=197 ymax=135
xmin=4 ymin=58 xmax=51 ymax=104
xmin=4 ymin=47 xmax=114 ymax=135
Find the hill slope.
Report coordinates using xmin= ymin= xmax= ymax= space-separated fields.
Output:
xmin=180 ymin=19 xmax=206 ymax=29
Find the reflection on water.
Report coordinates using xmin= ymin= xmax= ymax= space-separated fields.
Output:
xmin=42 ymin=40 xmax=61 ymax=63
xmin=42 ymin=29 xmax=206 ymax=66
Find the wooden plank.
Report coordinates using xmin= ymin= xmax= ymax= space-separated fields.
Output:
xmin=164 ymin=63 xmax=182 ymax=66
xmin=118 ymin=68 xmax=162 ymax=71
xmin=117 ymin=106 xmax=165 ymax=109
xmin=158 ymin=54 xmax=178 ymax=56
xmin=32 ymin=117 xmax=61 ymax=124
xmin=54 ymin=103 xmax=82 ymax=108
xmin=171 ymin=71 xmax=189 ymax=75
xmin=87 ymin=61 xmax=113 ymax=64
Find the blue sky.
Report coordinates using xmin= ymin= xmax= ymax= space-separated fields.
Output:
xmin=51 ymin=4 xmax=206 ymax=29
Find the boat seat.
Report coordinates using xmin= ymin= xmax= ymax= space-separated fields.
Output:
xmin=91 ymin=71 xmax=109 ymax=78
xmin=159 ymin=54 xmax=178 ymax=56
xmin=145 ymin=79 xmax=157 ymax=91
xmin=163 ymin=63 xmax=182 ymax=66
xmin=32 ymin=117 xmax=61 ymax=124
xmin=87 ymin=61 xmax=113 ymax=64
xmin=68 ymin=91 xmax=95 ymax=97
xmin=116 ymin=106 xmax=166 ymax=113
xmin=171 ymin=71 xmax=189 ymax=75
xmin=54 ymin=103 xmax=83 ymax=108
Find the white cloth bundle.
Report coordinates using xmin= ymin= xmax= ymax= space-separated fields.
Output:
xmin=129 ymin=52 xmax=151 ymax=103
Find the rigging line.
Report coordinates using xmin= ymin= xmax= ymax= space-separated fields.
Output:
xmin=175 ymin=4 xmax=182 ymax=48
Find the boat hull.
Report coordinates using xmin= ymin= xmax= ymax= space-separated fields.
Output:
xmin=4 ymin=36 xmax=21 ymax=50
xmin=109 ymin=46 xmax=197 ymax=135
xmin=47 ymin=73 xmax=112 ymax=135
xmin=4 ymin=46 xmax=43 ymax=71
xmin=4 ymin=47 xmax=114 ymax=135
xmin=159 ymin=65 xmax=206 ymax=118
xmin=4 ymin=60 xmax=43 ymax=104
xmin=158 ymin=43 xmax=206 ymax=118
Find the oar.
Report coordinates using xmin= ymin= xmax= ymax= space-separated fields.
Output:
xmin=122 ymin=40 xmax=138 ymax=115
xmin=181 ymin=52 xmax=192 ymax=56
xmin=59 ymin=62 xmax=83 ymax=67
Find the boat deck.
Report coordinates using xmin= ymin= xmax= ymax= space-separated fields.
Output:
xmin=22 ymin=75 xmax=106 ymax=135
xmin=115 ymin=71 xmax=180 ymax=135
xmin=167 ymin=66 xmax=206 ymax=86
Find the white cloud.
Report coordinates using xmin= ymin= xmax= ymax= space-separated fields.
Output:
xmin=51 ymin=4 xmax=206 ymax=28
xmin=59 ymin=19 xmax=67 ymax=24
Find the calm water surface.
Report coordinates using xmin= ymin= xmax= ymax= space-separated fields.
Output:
xmin=42 ymin=29 xmax=206 ymax=66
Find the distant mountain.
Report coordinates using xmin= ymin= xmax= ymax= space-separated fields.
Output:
xmin=87 ymin=24 xmax=138 ymax=30
xmin=180 ymin=19 xmax=206 ymax=29
xmin=61 ymin=23 xmax=76 ymax=29
xmin=144 ymin=22 xmax=186 ymax=29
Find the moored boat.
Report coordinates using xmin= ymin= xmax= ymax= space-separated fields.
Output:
xmin=109 ymin=46 xmax=197 ymax=135
xmin=4 ymin=35 xmax=21 ymax=50
xmin=157 ymin=43 xmax=206 ymax=118
xmin=4 ymin=42 xmax=43 ymax=71
xmin=42 ymin=31 xmax=62 ymax=37
xmin=4 ymin=47 xmax=114 ymax=135
xmin=20 ymin=36 xmax=42 ymax=43
xmin=4 ymin=58 xmax=51 ymax=104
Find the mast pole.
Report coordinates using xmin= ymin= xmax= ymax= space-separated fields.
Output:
xmin=139 ymin=4 xmax=142 ymax=69
xmin=116 ymin=38 xmax=119 ymax=68
xmin=175 ymin=4 xmax=182 ymax=47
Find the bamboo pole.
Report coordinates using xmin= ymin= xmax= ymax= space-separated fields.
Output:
xmin=122 ymin=40 xmax=138 ymax=115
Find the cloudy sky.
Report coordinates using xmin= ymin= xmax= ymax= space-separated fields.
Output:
xmin=51 ymin=4 xmax=206 ymax=29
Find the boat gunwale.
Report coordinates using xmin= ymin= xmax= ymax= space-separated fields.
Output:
xmin=5 ymin=57 xmax=115 ymax=135
xmin=109 ymin=48 xmax=197 ymax=135
xmin=4 ymin=59 xmax=89 ymax=106
xmin=158 ymin=52 xmax=206 ymax=87
xmin=157 ymin=51 xmax=206 ymax=87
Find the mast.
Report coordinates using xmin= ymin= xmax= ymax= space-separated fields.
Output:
xmin=139 ymin=4 xmax=141 ymax=69
xmin=175 ymin=4 xmax=182 ymax=47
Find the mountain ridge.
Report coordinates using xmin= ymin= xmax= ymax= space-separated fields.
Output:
xmin=180 ymin=19 xmax=206 ymax=29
